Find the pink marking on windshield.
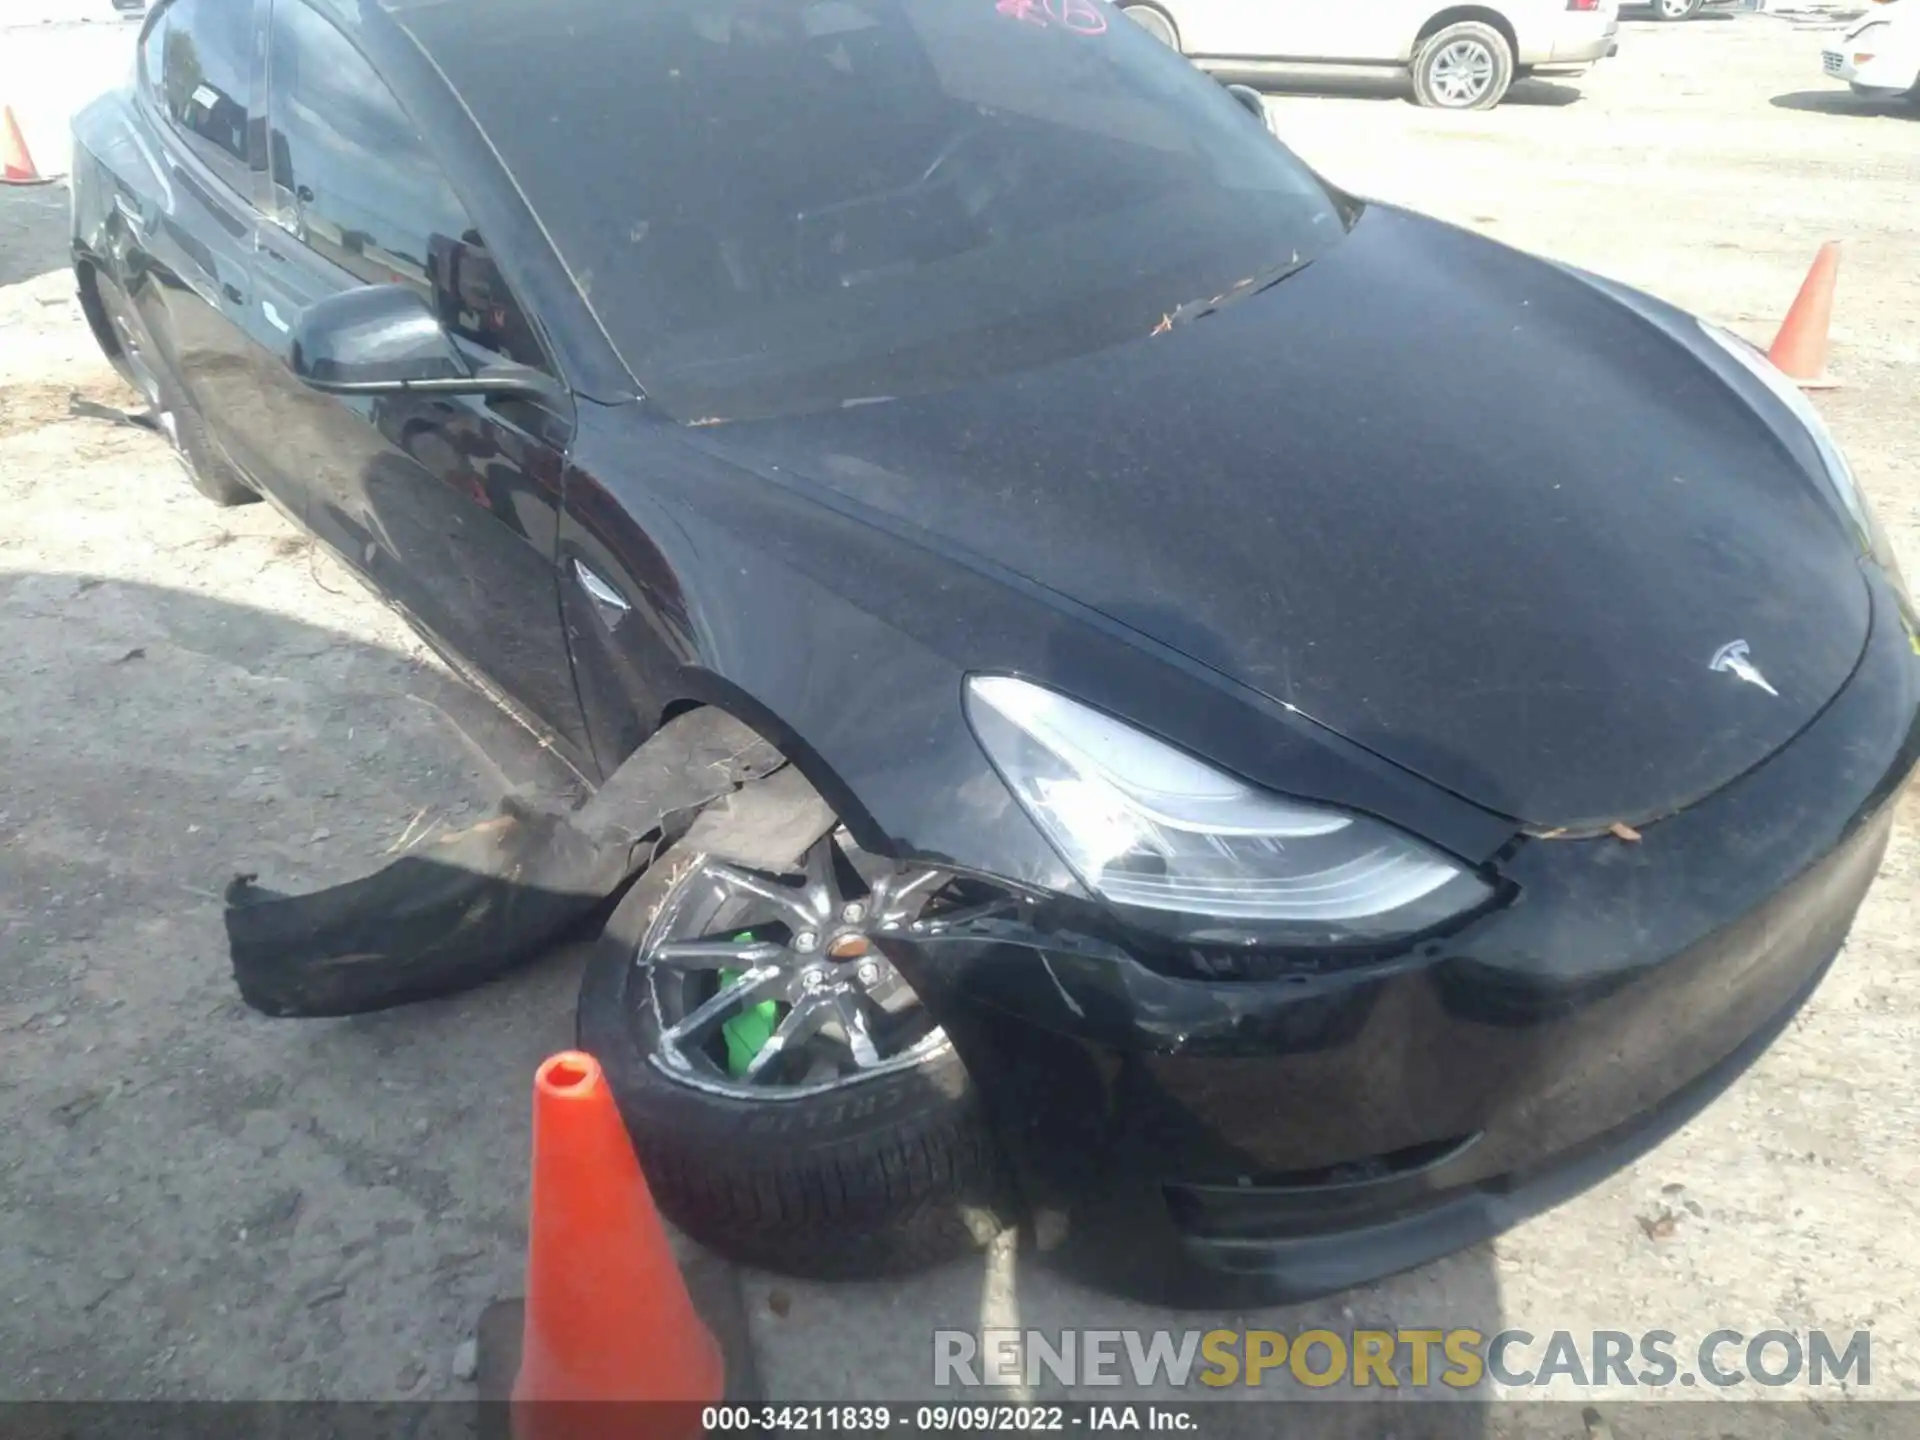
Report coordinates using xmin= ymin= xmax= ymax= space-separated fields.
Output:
xmin=995 ymin=0 xmax=1109 ymax=35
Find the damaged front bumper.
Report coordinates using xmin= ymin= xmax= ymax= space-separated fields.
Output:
xmin=885 ymin=571 xmax=1920 ymax=1306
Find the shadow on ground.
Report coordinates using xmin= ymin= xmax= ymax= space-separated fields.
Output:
xmin=0 ymin=572 xmax=585 ymax=1400
xmin=1771 ymin=88 xmax=1918 ymax=118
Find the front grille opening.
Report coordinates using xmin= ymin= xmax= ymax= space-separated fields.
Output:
xmin=1252 ymin=1133 xmax=1478 ymax=1192
xmin=1163 ymin=1133 xmax=1481 ymax=1240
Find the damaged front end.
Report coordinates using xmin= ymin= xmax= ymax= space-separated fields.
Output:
xmin=225 ymin=709 xmax=790 ymax=1017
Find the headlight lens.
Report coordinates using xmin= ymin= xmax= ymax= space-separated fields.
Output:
xmin=965 ymin=677 xmax=1493 ymax=945
xmin=1697 ymin=319 xmax=1871 ymax=543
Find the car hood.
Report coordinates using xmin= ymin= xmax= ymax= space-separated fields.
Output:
xmin=687 ymin=205 xmax=1870 ymax=831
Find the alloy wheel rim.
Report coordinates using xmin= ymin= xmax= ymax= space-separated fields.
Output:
xmin=1431 ymin=40 xmax=1496 ymax=104
xmin=1657 ymin=0 xmax=1692 ymax=16
xmin=107 ymin=302 xmax=180 ymax=448
xmin=639 ymin=832 xmax=960 ymax=1099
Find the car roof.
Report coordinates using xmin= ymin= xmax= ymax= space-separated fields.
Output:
xmin=375 ymin=0 xmax=637 ymax=113
xmin=378 ymin=0 xmax=623 ymax=45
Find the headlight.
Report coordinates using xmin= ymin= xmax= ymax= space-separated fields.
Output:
xmin=1697 ymin=319 xmax=1871 ymax=543
xmin=965 ymin=677 xmax=1493 ymax=946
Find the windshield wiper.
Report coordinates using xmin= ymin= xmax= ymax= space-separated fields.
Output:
xmin=1151 ymin=250 xmax=1309 ymax=334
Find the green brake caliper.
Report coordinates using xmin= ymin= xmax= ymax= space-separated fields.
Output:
xmin=718 ymin=932 xmax=782 ymax=1078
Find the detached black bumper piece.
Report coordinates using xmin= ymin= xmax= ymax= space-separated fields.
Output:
xmin=892 ymin=574 xmax=1920 ymax=1307
xmin=226 ymin=797 xmax=623 ymax=1018
xmin=226 ymin=710 xmax=783 ymax=1017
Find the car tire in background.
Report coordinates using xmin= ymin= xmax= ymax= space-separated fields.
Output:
xmin=576 ymin=801 xmax=1015 ymax=1279
xmin=1411 ymin=20 xmax=1515 ymax=110
xmin=92 ymin=272 xmax=258 ymax=508
xmin=1651 ymin=0 xmax=1704 ymax=19
xmin=1121 ymin=4 xmax=1181 ymax=50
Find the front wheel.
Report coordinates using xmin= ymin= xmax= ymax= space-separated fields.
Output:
xmin=1651 ymin=0 xmax=1703 ymax=19
xmin=1412 ymin=21 xmax=1515 ymax=110
xmin=576 ymin=810 xmax=1015 ymax=1279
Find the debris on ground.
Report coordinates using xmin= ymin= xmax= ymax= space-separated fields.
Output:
xmin=1636 ymin=1210 xmax=1681 ymax=1242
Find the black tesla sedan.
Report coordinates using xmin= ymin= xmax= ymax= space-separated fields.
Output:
xmin=73 ymin=0 xmax=1918 ymax=1306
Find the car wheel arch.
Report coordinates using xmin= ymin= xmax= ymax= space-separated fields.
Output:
xmin=646 ymin=684 xmax=895 ymax=863
xmin=1413 ymin=4 xmax=1518 ymax=63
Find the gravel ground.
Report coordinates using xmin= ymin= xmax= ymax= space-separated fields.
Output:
xmin=1 ymin=7 xmax=1917 ymax=1425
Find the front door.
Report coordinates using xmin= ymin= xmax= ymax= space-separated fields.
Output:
xmin=1173 ymin=0 xmax=1339 ymax=60
xmin=125 ymin=0 xmax=299 ymax=510
xmin=249 ymin=0 xmax=591 ymax=760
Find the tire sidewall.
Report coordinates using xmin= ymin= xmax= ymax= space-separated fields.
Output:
xmin=1413 ymin=21 xmax=1514 ymax=111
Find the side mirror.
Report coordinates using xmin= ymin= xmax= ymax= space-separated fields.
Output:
xmin=289 ymin=283 xmax=554 ymax=402
xmin=1224 ymin=83 xmax=1271 ymax=127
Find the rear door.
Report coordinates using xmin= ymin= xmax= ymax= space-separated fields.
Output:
xmin=1178 ymin=0 xmax=1428 ymax=62
xmin=1314 ymin=1 xmax=1426 ymax=62
xmin=1171 ymin=0 xmax=1338 ymax=59
xmin=126 ymin=0 xmax=295 ymax=505
xmin=247 ymin=0 xmax=591 ymax=758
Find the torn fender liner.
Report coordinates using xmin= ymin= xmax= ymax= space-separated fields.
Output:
xmin=226 ymin=710 xmax=785 ymax=1018
xmin=678 ymin=761 xmax=838 ymax=874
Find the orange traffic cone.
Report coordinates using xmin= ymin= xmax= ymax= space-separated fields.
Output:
xmin=512 ymin=1051 xmax=723 ymax=1440
xmin=3 ymin=106 xmax=52 ymax=186
xmin=1768 ymin=242 xmax=1841 ymax=390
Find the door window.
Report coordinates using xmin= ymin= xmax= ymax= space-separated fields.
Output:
xmin=265 ymin=0 xmax=548 ymax=371
xmin=145 ymin=0 xmax=258 ymax=189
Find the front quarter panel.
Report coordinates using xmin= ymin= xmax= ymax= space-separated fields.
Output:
xmin=558 ymin=404 xmax=1085 ymax=894
xmin=558 ymin=402 xmax=1518 ymax=895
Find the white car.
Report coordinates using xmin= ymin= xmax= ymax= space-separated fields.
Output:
xmin=1642 ymin=1 xmax=1742 ymax=21
xmin=1118 ymin=0 xmax=1621 ymax=110
xmin=1822 ymin=0 xmax=1920 ymax=103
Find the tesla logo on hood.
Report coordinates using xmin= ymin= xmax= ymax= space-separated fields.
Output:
xmin=1710 ymin=640 xmax=1780 ymax=698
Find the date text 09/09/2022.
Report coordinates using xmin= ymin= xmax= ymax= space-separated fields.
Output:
xmin=703 ymin=1406 xmax=1196 ymax=1433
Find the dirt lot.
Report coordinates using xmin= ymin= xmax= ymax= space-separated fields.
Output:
xmin=3 ymin=6 xmax=1918 ymax=1422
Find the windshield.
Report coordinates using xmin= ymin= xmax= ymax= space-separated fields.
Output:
xmin=429 ymin=0 xmax=1355 ymax=420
